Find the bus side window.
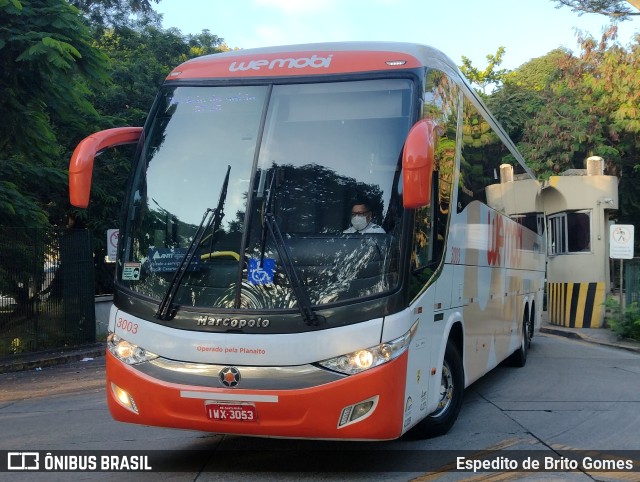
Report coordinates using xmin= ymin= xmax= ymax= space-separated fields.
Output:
xmin=458 ymin=96 xmax=502 ymax=213
xmin=407 ymin=69 xmax=459 ymax=299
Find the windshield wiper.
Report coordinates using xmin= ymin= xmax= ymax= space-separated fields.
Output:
xmin=156 ymin=165 xmax=231 ymax=321
xmin=259 ymin=171 xmax=324 ymax=327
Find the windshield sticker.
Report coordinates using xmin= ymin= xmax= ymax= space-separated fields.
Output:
xmin=248 ymin=258 xmax=275 ymax=285
xmin=122 ymin=262 xmax=141 ymax=281
xmin=147 ymin=248 xmax=200 ymax=273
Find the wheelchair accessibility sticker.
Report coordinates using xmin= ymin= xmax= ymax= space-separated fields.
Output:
xmin=248 ymin=258 xmax=275 ymax=285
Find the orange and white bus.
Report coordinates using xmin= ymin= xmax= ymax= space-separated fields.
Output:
xmin=69 ymin=42 xmax=545 ymax=440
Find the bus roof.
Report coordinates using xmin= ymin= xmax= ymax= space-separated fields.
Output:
xmin=166 ymin=42 xmax=462 ymax=81
xmin=164 ymin=41 xmax=533 ymax=178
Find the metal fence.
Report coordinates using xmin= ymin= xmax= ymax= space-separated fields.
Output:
xmin=625 ymin=258 xmax=640 ymax=306
xmin=0 ymin=228 xmax=95 ymax=357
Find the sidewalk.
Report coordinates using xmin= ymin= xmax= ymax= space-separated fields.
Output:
xmin=540 ymin=312 xmax=640 ymax=354
xmin=1 ymin=313 xmax=639 ymax=374
xmin=0 ymin=343 xmax=106 ymax=374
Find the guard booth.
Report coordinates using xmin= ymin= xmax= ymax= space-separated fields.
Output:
xmin=486 ymin=157 xmax=618 ymax=329
xmin=541 ymin=156 xmax=618 ymax=328
xmin=485 ymin=164 xmax=545 ymax=241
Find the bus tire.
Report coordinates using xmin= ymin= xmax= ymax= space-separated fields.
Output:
xmin=508 ymin=319 xmax=528 ymax=367
xmin=416 ymin=339 xmax=464 ymax=438
xmin=528 ymin=303 xmax=535 ymax=345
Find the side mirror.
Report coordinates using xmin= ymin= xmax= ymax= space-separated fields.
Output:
xmin=402 ymin=119 xmax=438 ymax=208
xmin=69 ymin=127 xmax=143 ymax=208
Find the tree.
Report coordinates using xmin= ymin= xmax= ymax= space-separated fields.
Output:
xmin=0 ymin=0 xmax=113 ymax=309
xmin=486 ymin=83 xmax=543 ymax=145
xmin=515 ymin=24 xmax=640 ymax=230
xmin=0 ymin=0 xmax=228 ymax=294
xmin=460 ymin=46 xmax=509 ymax=95
xmin=485 ymin=50 xmax=569 ymax=144
xmin=0 ymin=0 xmax=110 ymax=228
xmin=503 ymin=48 xmax=569 ymax=91
xmin=69 ymin=0 xmax=160 ymax=32
xmin=553 ymin=0 xmax=640 ymax=19
xmin=518 ymin=81 xmax=601 ymax=176
xmin=83 ymin=19 xmax=227 ymax=293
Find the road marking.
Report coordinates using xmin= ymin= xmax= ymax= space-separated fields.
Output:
xmin=411 ymin=438 xmax=525 ymax=481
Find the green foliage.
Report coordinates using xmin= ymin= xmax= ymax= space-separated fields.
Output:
xmin=484 ymin=51 xmax=569 ymax=147
xmin=504 ymin=48 xmax=569 ymax=91
xmin=0 ymin=161 xmax=65 ymax=228
xmin=463 ymin=25 xmax=640 ymax=245
xmin=0 ymin=0 xmax=111 ymax=228
xmin=69 ymin=0 xmax=161 ymax=32
xmin=0 ymin=0 xmax=229 ymax=295
xmin=486 ymin=82 xmax=544 ymax=143
xmin=460 ymin=46 xmax=509 ymax=95
xmin=519 ymin=83 xmax=599 ymax=176
xmin=512 ymin=26 xmax=640 ymax=182
xmin=605 ymin=296 xmax=640 ymax=341
xmin=1 ymin=0 xmax=110 ymax=155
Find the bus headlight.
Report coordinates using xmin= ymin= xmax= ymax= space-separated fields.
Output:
xmin=317 ymin=322 xmax=418 ymax=375
xmin=107 ymin=332 xmax=158 ymax=365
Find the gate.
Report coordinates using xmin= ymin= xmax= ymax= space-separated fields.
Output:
xmin=0 ymin=228 xmax=95 ymax=356
xmin=625 ymin=258 xmax=640 ymax=306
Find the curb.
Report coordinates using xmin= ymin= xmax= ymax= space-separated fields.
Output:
xmin=540 ymin=327 xmax=640 ymax=354
xmin=0 ymin=343 xmax=106 ymax=374
xmin=539 ymin=326 xmax=584 ymax=341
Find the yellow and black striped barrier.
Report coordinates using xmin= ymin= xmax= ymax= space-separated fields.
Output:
xmin=547 ymin=282 xmax=605 ymax=328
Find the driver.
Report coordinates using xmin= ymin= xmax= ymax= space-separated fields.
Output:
xmin=343 ymin=202 xmax=385 ymax=234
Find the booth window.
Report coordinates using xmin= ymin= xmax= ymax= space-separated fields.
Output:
xmin=511 ymin=212 xmax=545 ymax=236
xmin=548 ymin=210 xmax=591 ymax=255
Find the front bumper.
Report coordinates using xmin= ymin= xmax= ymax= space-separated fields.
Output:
xmin=106 ymin=350 xmax=408 ymax=440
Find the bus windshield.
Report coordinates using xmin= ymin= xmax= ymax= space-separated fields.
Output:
xmin=120 ymin=78 xmax=413 ymax=313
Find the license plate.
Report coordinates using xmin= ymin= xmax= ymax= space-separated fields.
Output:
xmin=205 ymin=402 xmax=257 ymax=422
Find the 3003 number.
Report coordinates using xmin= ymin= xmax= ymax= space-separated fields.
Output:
xmin=116 ymin=317 xmax=138 ymax=334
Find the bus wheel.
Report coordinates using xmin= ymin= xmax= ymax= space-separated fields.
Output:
xmin=416 ymin=340 xmax=464 ymax=438
xmin=527 ymin=305 xmax=535 ymax=346
xmin=509 ymin=319 xmax=528 ymax=367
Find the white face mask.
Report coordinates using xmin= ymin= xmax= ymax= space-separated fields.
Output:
xmin=351 ymin=215 xmax=369 ymax=231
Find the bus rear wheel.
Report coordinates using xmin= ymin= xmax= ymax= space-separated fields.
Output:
xmin=415 ymin=339 xmax=464 ymax=438
xmin=508 ymin=319 xmax=528 ymax=367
